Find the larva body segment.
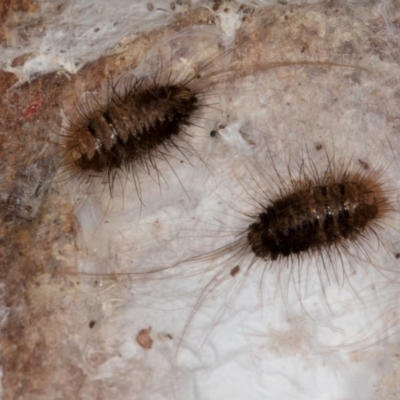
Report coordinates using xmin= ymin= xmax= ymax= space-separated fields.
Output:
xmin=66 ymin=81 xmax=198 ymax=175
xmin=248 ymin=173 xmax=386 ymax=261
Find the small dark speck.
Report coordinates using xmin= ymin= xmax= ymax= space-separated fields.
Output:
xmin=94 ymin=27 xmax=100 ymax=32
xmin=358 ymin=159 xmax=369 ymax=170
xmin=212 ymin=0 xmax=222 ymax=11
xmin=170 ymin=2 xmax=175 ymax=10
xmin=147 ymin=3 xmax=154 ymax=11
xmin=210 ymin=130 xmax=218 ymax=138
xmin=105 ymin=221 xmax=109 ymax=223
xmin=230 ymin=265 xmax=240 ymax=277
xmin=89 ymin=320 xmax=96 ymax=329
xmin=395 ymin=253 xmax=400 ymax=259
xmin=224 ymin=8 xmax=229 ymax=12
xmin=315 ymin=143 xmax=323 ymax=151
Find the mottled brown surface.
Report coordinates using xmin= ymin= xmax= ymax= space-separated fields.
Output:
xmin=0 ymin=5 xmax=219 ymax=399
xmin=0 ymin=0 xmax=39 ymax=43
xmin=0 ymin=66 xmax=84 ymax=398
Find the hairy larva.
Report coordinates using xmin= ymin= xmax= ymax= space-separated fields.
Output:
xmin=138 ymin=141 xmax=399 ymax=354
xmin=59 ymin=28 xmax=232 ymax=200
xmin=247 ymin=167 xmax=389 ymax=263
xmin=79 ymin=140 xmax=400 ymax=341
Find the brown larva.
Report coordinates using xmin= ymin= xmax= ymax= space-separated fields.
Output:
xmin=160 ymin=144 xmax=399 ymax=321
xmin=62 ymin=75 xmax=201 ymax=193
xmin=58 ymin=28 xmax=235 ymax=200
xmin=75 ymin=141 xmax=398 ymax=300
xmin=87 ymin=141 xmax=399 ymax=362
xmin=247 ymin=167 xmax=389 ymax=262
xmin=126 ymin=143 xmax=397 ymax=397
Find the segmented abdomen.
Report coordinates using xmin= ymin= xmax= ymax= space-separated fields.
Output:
xmin=66 ymin=83 xmax=198 ymax=173
xmin=247 ymin=181 xmax=379 ymax=260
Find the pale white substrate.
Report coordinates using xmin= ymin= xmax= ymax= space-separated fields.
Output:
xmin=2 ymin=0 xmax=297 ymax=82
xmin=73 ymin=34 xmax=400 ymax=400
xmin=9 ymin=0 xmax=400 ymax=399
xmin=1 ymin=0 xmax=194 ymax=81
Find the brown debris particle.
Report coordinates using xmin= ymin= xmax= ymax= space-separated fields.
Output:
xmin=358 ymin=159 xmax=369 ymax=170
xmin=136 ymin=327 xmax=153 ymax=349
xmin=156 ymin=332 xmax=173 ymax=342
xmin=212 ymin=0 xmax=222 ymax=12
xmin=230 ymin=265 xmax=240 ymax=277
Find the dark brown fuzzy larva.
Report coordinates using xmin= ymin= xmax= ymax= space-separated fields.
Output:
xmin=64 ymin=79 xmax=199 ymax=183
xmin=168 ymin=155 xmax=396 ymax=291
xmin=59 ymin=26 xmax=240 ymax=197
xmin=159 ymin=155 xmax=397 ymax=358
xmin=247 ymin=174 xmax=386 ymax=261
